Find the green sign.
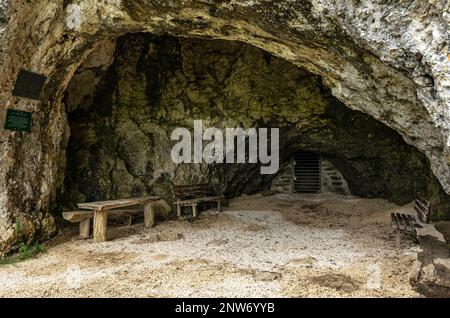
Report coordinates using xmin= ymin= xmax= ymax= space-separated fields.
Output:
xmin=4 ymin=109 xmax=32 ymax=132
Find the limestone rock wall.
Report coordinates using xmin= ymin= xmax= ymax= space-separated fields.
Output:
xmin=61 ymin=34 xmax=449 ymax=220
xmin=0 ymin=0 xmax=448 ymax=255
xmin=321 ymin=159 xmax=351 ymax=195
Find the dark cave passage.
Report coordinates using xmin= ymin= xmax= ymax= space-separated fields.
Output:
xmin=59 ymin=33 xmax=450 ymax=220
xmin=3 ymin=0 xmax=450 ymax=295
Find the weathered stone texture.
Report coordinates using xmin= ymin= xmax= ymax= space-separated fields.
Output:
xmin=61 ymin=34 xmax=449 ymax=218
xmin=0 ymin=0 xmax=449 ymax=255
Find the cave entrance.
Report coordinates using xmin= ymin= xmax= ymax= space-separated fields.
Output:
xmin=59 ymin=32 xmax=449 ymax=221
xmin=293 ymin=151 xmax=321 ymax=194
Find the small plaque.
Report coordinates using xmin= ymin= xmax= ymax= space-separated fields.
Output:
xmin=4 ymin=109 xmax=32 ymax=132
xmin=12 ymin=69 xmax=47 ymax=100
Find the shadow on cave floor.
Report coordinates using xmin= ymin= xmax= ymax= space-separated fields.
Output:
xmin=435 ymin=221 xmax=450 ymax=249
xmin=1 ymin=192 xmax=434 ymax=297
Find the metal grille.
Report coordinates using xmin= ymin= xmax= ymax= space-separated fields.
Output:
xmin=293 ymin=151 xmax=321 ymax=193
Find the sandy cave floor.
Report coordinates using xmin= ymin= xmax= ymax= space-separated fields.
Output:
xmin=0 ymin=193 xmax=427 ymax=297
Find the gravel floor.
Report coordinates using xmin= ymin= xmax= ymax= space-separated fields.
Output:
xmin=0 ymin=193 xmax=422 ymax=297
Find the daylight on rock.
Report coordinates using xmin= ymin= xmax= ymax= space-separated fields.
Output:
xmin=0 ymin=0 xmax=449 ymax=302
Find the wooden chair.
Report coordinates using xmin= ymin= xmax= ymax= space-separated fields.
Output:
xmin=171 ymin=183 xmax=225 ymax=217
xmin=391 ymin=197 xmax=431 ymax=242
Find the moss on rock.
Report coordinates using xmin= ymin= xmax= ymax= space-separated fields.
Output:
xmin=61 ymin=34 xmax=450 ymax=220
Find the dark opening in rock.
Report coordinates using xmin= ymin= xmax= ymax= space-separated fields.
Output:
xmin=58 ymin=33 xmax=450 ymax=220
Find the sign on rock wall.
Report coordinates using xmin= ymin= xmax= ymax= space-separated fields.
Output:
xmin=12 ymin=69 xmax=47 ymax=100
xmin=3 ymin=109 xmax=32 ymax=132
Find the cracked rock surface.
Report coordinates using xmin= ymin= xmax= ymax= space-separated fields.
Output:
xmin=0 ymin=1 xmax=449 ymax=255
xmin=61 ymin=34 xmax=449 ymax=219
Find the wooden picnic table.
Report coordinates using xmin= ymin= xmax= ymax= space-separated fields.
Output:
xmin=77 ymin=196 xmax=161 ymax=243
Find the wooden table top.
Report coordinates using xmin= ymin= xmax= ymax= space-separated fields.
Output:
xmin=78 ymin=196 xmax=161 ymax=211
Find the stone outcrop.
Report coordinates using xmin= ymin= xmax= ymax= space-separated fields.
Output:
xmin=409 ymin=223 xmax=450 ymax=292
xmin=61 ymin=34 xmax=449 ymax=216
xmin=0 ymin=1 xmax=449 ymax=256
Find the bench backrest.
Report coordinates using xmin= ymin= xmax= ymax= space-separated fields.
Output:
xmin=414 ymin=197 xmax=431 ymax=223
xmin=172 ymin=183 xmax=214 ymax=200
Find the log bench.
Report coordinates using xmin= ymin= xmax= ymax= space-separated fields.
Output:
xmin=63 ymin=209 xmax=143 ymax=239
xmin=63 ymin=196 xmax=161 ymax=242
xmin=172 ymin=183 xmax=224 ymax=218
xmin=391 ymin=197 xmax=431 ymax=241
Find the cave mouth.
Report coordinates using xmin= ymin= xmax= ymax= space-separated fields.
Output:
xmin=58 ymin=32 xmax=450 ymax=220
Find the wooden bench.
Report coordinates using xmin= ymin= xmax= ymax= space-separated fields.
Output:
xmin=63 ymin=196 xmax=161 ymax=242
xmin=172 ymin=183 xmax=224 ymax=218
xmin=391 ymin=197 xmax=431 ymax=241
xmin=63 ymin=209 xmax=143 ymax=239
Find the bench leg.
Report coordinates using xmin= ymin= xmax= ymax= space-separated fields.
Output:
xmin=144 ymin=202 xmax=155 ymax=228
xmin=79 ymin=219 xmax=90 ymax=239
xmin=93 ymin=210 xmax=108 ymax=243
xmin=395 ymin=229 xmax=401 ymax=249
xmin=217 ymin=199 xmax=222 ymax=212
xmin=192 ymin=204 xmax=198 ymax=218
xmin=126 ymin=215 xmax=133 ymax=227
xmin=176 ymin=204 xmax=182 ymax=218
